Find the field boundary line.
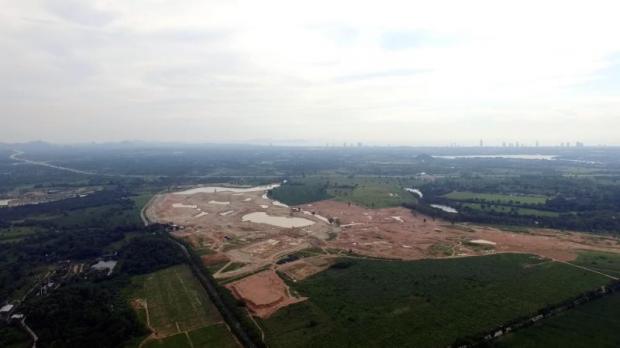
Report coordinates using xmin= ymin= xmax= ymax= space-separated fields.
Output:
xmin=185 ymin=331 xmax=195 ymax=348
xmin=557 ymin=260 xmax=619 ymax=280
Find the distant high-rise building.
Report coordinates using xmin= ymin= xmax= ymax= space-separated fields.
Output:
xmin=576 ymin=141 xmax=585 ymax=147
xmin=535 ymin=140 xmax=539 ymax=147
xmin=516 ymin=141 xmax=520 ymax=148
xmin=357 ymin=142 xmax=362 ymax=147
xmin=479 ymin=139 xmax=484 ymax=147
xmin=502 ymin=142 xmax=506 ymax=147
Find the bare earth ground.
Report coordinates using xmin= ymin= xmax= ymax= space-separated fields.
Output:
xmin=225 ymin=270 xmax=306 ymax=318
xmin=146 ymin=185 xmax=620 ymax=318
xmin=302 ymin=200 xmax=620 ymax=262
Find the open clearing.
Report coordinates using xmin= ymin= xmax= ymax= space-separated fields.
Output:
xmin=226 ymin=270 xmax=306 ymax=318
xmin=260 ymin=254 xmax=612 ymax=348
xmin=305 ymin=200 xmax=620 ymax=262
xmin=146 ymin=185 xmax=336 ymax=282
xmin=146 ymin=183 xmax=620 ymax=323
xmin=128 ymin=264 xmax=237 ymax=346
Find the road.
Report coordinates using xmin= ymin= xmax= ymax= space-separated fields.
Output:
xmin=9 ymin=150 xmax=147 ymax=178
xmin=10 ymin=151 xmax=96 ymax=175
xmin=171 ymin=240 xmax=258 ymax=348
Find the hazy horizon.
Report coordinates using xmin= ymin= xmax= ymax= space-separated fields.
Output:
xmin=2 ymin=1 xmax=620 ymax=145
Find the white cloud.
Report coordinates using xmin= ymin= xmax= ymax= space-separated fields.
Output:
xmin=1 ymin=0 xmax=619 ymax=145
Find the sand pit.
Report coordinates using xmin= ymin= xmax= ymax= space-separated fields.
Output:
xmin=242 ymin=212 xmax=315 ymax=228
xmin=172 ymin=203 xmax=198 ymax=209
xmin=194 ymin=211 xmax=208 ymax=218
xmin=469 ymin=239 xmax=497 ymax=246
xmin=226 ymin=270 xmax=306 ymax=318
xmin=209 ymin=200 xmax=230 ymax=205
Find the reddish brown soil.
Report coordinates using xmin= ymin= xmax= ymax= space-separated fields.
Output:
xmin=201 ymin=253 xmax=230 ymax=266
xmin=301 ymin=200 xmax=620 ymax=262
xmin=225 ymin=270 xmax=306 ymax=318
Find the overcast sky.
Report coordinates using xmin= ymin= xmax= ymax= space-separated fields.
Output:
xmin=1 ymin=0 xmax=619 ymax=146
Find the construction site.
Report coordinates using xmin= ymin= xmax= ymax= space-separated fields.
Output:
xmin=146 ymin=184 xmax=620 ymax=318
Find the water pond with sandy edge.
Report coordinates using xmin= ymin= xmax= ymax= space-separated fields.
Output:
xmin=174 ymin=184 xmax=280 ymax=195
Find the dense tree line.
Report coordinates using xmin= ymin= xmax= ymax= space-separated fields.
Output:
xmin=0 ymin=189 xmax=131 ymax=221
xmin=24 ymin=281 xmax=147 ymax=348
xmin=119 ymin=235 xmax=185 ymax=275
xmin=416 ymin=175 xmax=620 ymax=233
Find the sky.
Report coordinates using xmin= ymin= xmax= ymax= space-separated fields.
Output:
xmin=1 ymin=0 xmax=620 ymax=146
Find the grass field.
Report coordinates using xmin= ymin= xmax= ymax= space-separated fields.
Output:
xmin=0 ymin=226 xmax=41 ymax=243
xmin=271 ymin=176 xmax=418 ymax=208
xmin=260 ymin=254 xmax=611 ymax=348
xmin=332 ymin=182 xmax=415 ymax=208
xmin=572 ymin=251 xmax=620 ymax=277
xmin=270 ymin=179 xmax=333 ymax=206
xmin=142 ymin=324 xmax=238 ymax=348
xmin=127 ymin=264 xmax=223 ymax=336
xmin=461 ymin=203 xmax=559 ymax=217
xmin=47 ymin=203 xmax=143 ymax=228
xmin=444 ymin=191 xmax=549 ymax=205
xmin=494 ymin=292 xmax=620 ymax=347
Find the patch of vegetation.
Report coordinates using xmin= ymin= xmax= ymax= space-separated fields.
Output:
xmin=572 ymin=251 xmax=620 ymax=277
xmin=126 ymin=265 xmax=223 ymax=336
xmin=270 ymin=179 xmax=332 ymax=205
xmin=188 ymin=324 xmax=239 ymax=348
xmin=461 ymin=203 xmax=559 ymax=217
xmin=429 ymin=242 xmax=453 ymax=256
xmin=0 ymin=226 xmax=40 ymax=243
xmin=119 ymin=236 xmax=185 ymax=275
xmin=260 ymin=254 xmax=611 ymax=348
xmin=271 ymin=176 xmax=418 ymax=208
xmin=24 ymin=282 xmax=147 ymax=348
xmin=494 ymin=292 xmax=620 ymax=347
xmin=143 ymin=332 xmax=191 ymax=348
xmin=444 ymin=191 xmax=549 ymax=205
xmin=291 ymin=247 xmax=326 ymax=259
xmin=0 ymin=324 xmax=31 ymax=348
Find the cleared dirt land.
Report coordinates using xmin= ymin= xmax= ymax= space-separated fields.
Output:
xmin=226 ymin=270 xmax=306 ymax=318
xmin=304 ymin=200 xmax=620 ymax=262
xmin=146 ymin=184 xmax=620 ymax=322
xmin=146 ymin=185 xmax=335 ymax=280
